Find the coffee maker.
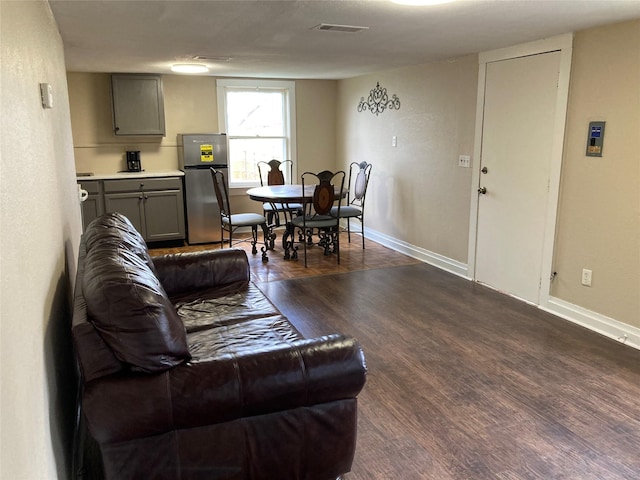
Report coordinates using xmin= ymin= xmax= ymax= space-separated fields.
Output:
xmin=126 ymin=151 xmax=141 ymax=172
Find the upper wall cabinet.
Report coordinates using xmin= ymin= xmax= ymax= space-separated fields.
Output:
xmin=111 ymin=74 xmax=166 ymax=136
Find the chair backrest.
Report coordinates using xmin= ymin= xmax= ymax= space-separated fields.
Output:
xmin=257 ymin=159 xmax=293 ymax=186
xmin=210 ymin=168 xmax=231 ymax=219
xmin=301 ymin=170 xmax=346 ymax=218
xmin=348 ymin=161 xmax=372 ymax=208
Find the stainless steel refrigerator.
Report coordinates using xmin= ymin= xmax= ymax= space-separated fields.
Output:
xmin=179 ymin=133 xmax=228 ymax=244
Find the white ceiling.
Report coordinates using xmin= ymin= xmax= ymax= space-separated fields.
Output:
xmin=49 ymin=0 xmax=640 ymax=80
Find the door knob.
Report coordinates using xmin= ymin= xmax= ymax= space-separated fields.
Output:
xmin=481 ymin=167 xmax=488 ymax=174
xmin=478 ymin=187 xmax=487 ymax=195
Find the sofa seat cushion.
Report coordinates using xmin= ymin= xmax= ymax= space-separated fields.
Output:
xmin=187 ymin=315 xmax=302 ymax=361
xmin=83 ymin=244 xmax=191 ymax=373
xmin=174 ymin=283 xmax=282 ymax=333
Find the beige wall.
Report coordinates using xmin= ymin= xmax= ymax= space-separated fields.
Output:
xmin=67 ymin=74 xmax=337 ymax=213
xmin=69 ymin=73 xmax=219 ymax=174
xmin=1 ymin=1 xmax=83 ymax=478
xmin=295 ymin=79 xmax=338 ymax=174
xmin=336 ymin=56 xmax=478 ymax=263
xmin=334 ymin=21 xmax=639 ymax=333
xmin=552 ymin=20 xmax=640 ymax=328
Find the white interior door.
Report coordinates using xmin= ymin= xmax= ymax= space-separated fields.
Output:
xmin=475 ymin=51 xmax=561 ymax=304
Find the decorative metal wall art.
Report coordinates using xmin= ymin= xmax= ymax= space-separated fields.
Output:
xmin=357 ymin=82 xmax=401 ymax=116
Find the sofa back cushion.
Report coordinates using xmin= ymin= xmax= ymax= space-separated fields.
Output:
xmin=72 ymin=241 xmax=126 ymax=382
xmin=82 ymin=214 xmax=191 ymax=373
xmin=84 ymin=213 xmax=158 ymax=274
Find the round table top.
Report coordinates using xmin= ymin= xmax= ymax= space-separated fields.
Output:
xmin=247 ymin=184 xmax=345 ymax=203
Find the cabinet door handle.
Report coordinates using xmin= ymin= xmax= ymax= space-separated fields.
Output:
xmin=139 ymin=194 xmax=143 ymax=200
xmin=144 ymin=194 xmax=148 ymax=200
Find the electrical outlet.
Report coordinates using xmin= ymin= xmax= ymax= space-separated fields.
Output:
xmin=392 ymin=136 xmax=397 ymax=147
xmin=581 ymin=268 xmax=592 ymax=287
xmin=458 ymin=155 xmax=471 ymax=168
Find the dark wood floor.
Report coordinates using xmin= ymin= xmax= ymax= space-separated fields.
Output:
xmin=152 ymin=233 xmax=640 ymax=479
xmin=150 ymin=229 xmax=422 ymax=282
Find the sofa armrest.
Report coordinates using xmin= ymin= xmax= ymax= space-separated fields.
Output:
xmin=83 ymin=334 xmax=367 ymax=444
xmin=151 ymin=248 xmax=250 ymax=298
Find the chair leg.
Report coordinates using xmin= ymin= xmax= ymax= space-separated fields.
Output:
xmin=303 ymin=226 xmax=308 ymax=268
xmin=335 ymin=225 xmax=340 ymax=264
xmin=346 ymin=217 xmax=351 ymax=243
xmin=360 ymin=215 xmax=365 ymax=249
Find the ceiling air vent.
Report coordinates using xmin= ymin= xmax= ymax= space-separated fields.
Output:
xmin=193 ymin=55 xmax=233 ymax=62
xmin=311 ymin=23 xmax=369 ymax=33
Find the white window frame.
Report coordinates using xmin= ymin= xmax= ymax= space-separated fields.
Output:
xmin=217 ymin=79 xmax=297 ymax=188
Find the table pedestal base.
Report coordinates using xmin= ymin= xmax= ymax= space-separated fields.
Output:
xmin=282 ymin=223 xmax=298 ymax=260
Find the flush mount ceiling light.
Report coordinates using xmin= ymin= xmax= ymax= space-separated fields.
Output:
xmin=170 ymin=64 xmax=209 ymax=74
xmin=391 ymin=0 xmax=455 ymax=5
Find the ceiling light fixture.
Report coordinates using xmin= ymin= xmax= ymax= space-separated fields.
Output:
xmin=170 ymin=64 xmax=209 ymax=74
xmin=390 ymin=0 xmax=455 ymax=5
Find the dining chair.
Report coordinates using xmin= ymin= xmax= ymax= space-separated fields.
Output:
xmin=330 ymin=161 xmax=372 ymax=249
xmin=210 ymin=168 xmax=269 ymax=262
xmin=291 ymin=170 xmax=346 ymax=268
xmin=256 ymin=159 xmax=303 ymax=227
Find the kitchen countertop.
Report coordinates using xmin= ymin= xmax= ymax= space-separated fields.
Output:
xmin=76 ymin=170 xmax=184 ymax=181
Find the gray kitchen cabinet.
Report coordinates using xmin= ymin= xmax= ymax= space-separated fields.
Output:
xmin=111 ymin=73 xmax=166 ymax=136
xmin=143 ymin=190 xmax=187 ymax=241
xmin=103 ymin=192 xmax=145 ymax=234
xmin=101 ymin=177 xmax=185 ymax=242
xmin=78 ymin=180 xmax=104 ymax=229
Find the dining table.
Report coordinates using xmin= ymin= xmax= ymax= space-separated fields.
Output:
xmin=246 ymin=184 xmax=347 ymax=260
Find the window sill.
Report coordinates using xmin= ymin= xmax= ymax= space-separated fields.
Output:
xmin=229 ymin=186 xmax=260 ymax=197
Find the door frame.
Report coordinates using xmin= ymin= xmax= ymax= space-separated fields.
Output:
xmin=467 ymin=34 xmax=573 ymax=306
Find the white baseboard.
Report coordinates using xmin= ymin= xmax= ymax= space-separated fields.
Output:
xmin=361 ymin=225 xmax=640 ymax=352
xmin=542 ymin=297 xmax=640 ymax=351
xmin=362 ymin=226 xmax=469 ymax=279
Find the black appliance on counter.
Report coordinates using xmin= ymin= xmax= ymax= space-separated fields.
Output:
xmin=178 ymin=134 xmax=228 ymax=244
xmin=126 ymin=151 xmax=141 ymax=172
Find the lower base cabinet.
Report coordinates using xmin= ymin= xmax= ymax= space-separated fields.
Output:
xmin=143 ymin=190 xmax=185 ymax=241
xmin=78 ymin=180 xmax=104 ymax=228
xmin=79 ymin=176 xmax=185 ymax=242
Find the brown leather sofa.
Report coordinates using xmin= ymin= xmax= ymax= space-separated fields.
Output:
xmin=72 ymin=213 xmax=367 ymax=480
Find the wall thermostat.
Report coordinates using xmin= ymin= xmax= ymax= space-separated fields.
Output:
xmin=586 ymin=121 xmax=605 ymax=157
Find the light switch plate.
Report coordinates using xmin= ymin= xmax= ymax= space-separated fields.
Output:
xmin=458 ymin=155 xmax=471 ymax=168
xmin=40 ymin=83 xmax=53 ymax=109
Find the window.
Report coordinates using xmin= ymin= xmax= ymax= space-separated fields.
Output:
xmin=217 ymin=79 xmax=296 ymax=187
